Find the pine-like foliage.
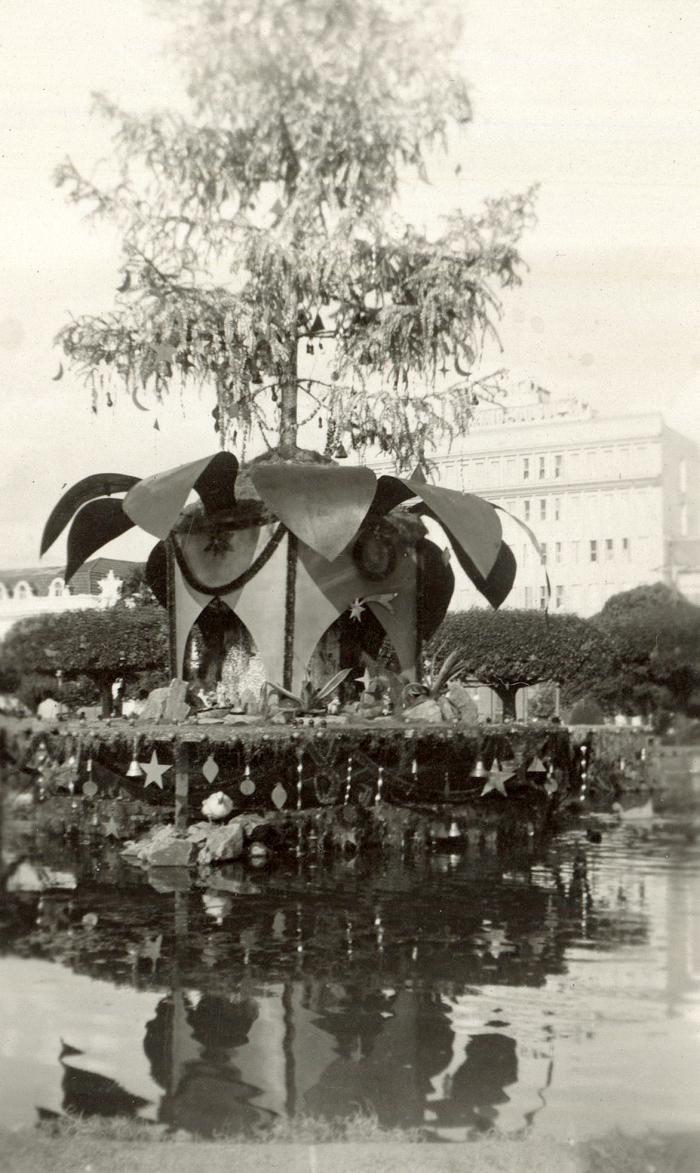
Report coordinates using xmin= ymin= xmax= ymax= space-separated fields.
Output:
xmin=55 ymin=0 xmax=536 ymax=468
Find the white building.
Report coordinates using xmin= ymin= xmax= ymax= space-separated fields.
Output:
xmin=0 ymin=558 xmax=139 ymax=641
xmin=381 ymin=392 xmax=700 ymax=617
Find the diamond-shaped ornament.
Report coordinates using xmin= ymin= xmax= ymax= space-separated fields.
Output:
xmin=203 ymin=754 xmax=219 ymax=785
xmin=271 ymin=782 xmax=287 ymax=809
xmin=83 ymin=780 xmax=97 ymax=798
xmin=240 ymin=764 xmax=255 ymax=797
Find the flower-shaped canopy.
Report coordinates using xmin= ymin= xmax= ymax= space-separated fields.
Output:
xmin=42 ymin=452 xmax=534 ymax=689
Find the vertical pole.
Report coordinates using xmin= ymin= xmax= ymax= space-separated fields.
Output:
xmin=174 ymin=741 xmax=189 ymax=833
xmin=283 ymin=532 xmax=298 ymax=691
xmin=165 ymin=539 xmax=178 ymax=681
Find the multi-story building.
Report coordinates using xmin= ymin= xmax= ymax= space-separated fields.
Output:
xmin=383 ymin=391 xmax=700 ymax=617
xmin=0 ymin=558 xmax=139 ymax=640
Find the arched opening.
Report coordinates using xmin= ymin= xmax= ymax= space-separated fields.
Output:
xmin=48 ymin=577 xmax=66 ymax=598
xmin=188 ymin=600 xmax=264 ymax=708
xmin=13 ymin=580 xmax=33 ymax=601
xmin=0 ymin=582 xmax=7 ymax=600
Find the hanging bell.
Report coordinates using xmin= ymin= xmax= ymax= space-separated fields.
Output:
xmin=126 ymin=757 xmax=143 ymax=778
xmin=471 ymin=756 xmax=489 ymax=781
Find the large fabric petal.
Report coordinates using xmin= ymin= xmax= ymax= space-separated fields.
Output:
xmin=403 ymin=480 xmax=502 ymax=579
xmin=249 ymin=463 xmax=377 ymax=561
xmin=65 ymin=499 xmax=135 ymax=583
xmin=41 ymin=473 xmax=139 ymax=556
xmin=123 ymin=454 xmax=224 ymax=538
xmin=493 ymin=505 xmax=551 ymax=607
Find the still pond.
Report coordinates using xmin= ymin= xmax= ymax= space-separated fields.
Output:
xmin=1 ymin=818 xmax=699 ymax=1141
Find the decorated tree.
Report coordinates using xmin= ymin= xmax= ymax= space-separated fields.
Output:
xmin=55 ymin=0 xmax=534 ymax=469
xmin=0 ymin=608 xmax=168 ymax=717
xmin=428 ymin=608 xmax=611 ymax=719
xmin=585 ymin=583 xmax=700 ymax=724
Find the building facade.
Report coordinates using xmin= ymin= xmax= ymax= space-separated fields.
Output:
xmin=0 ymin=558 xmax=140 ymax=641
xmin=409 ymin=394 xmax=700 ymax=617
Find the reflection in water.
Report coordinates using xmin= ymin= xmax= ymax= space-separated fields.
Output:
xmin=1 ymin=826 xmax=699 ymax=1139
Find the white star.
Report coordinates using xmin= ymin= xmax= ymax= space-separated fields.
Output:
xmin=355 ymin=667 xmax=374 ymax=692
xmin=139 ymin=750 xmax=172 ymax=790
xmin=480 ymin=770 xmax=511 ymax=798
xmin=152 ymin=341 xmax=177 ymax=363
xmin=349 ymin=597 xmax=366 ymax=621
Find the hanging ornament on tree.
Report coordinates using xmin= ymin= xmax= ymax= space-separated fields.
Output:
xmin=202 ymin=753 xmax=220 ymax=786
xmin=83 ymin=753 xmax=97 ymax=798
xmin=240 ymin=763 xmax=255 ymax=797
xmin=271 ymin=781 xmax=287 ymax=810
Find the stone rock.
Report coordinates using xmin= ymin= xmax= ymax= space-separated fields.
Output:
xmin=438 ymin=696 xmax=460 ymax=723
xmin=149 ymin=836 xmax=195 ymax=868
xmin=324 ymin=714 xmax=350 ymax=726
xmin=138 ymin=686 xmax=169 ymax=723
xmin=404 ymin=698 xmax=444 ymax=724
xmin=271 ymin=710 xmax=291 ymax=725
xmin=197 ymin=821 xmax=245 ymax=866
xmin=223 ymin=712 xmax=258 ymax=725
xmin=446 ymin=682 xmax=479 ymax=724
xmin=164 ymin=679 xmax=190 ymax=722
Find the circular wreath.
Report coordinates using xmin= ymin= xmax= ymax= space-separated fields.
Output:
xmin=352 ymin=519 xmax=399 ymax=581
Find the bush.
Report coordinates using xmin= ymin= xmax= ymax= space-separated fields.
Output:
xmin=568 ymin=695 xmax=605 ymax=725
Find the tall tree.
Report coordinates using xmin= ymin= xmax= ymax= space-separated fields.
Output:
xmin=55 ymin=0 xmax=534 ymax=469
xmin=428 ymin=608 xmax=610 ymax=719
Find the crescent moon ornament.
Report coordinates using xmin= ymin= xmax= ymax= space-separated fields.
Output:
xmin=52 ymin=362 xmax=64 ymax=381
xmin=131 ymin=386 xmax=151 ymax=412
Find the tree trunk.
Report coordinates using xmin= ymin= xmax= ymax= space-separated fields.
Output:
xmin=496 ymin=685 xmax=519 ymax=721
xmin=279 ymin=377 xmax=298 ymax=458
xmin=278 ymin=299 xmax=299 ymax=458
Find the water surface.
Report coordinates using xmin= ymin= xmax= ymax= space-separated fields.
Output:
xmin=1 ymin=821 xmax=699 ymax=1141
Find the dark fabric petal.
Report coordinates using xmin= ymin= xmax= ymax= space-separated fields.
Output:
xmin=193 ymin=451 xmax=239 ymax=514
xmin=64 ymin=499 xmax=135 ymax=583
xmin=41 ymin=473 xmax=139 ymax=556
xmin=145 ymin=542 xmax=168 ymax=608
xmin=249 ymin=463 xmax=377 ymax=560
xmin=419 ymin=537 xmax=456 ymax=638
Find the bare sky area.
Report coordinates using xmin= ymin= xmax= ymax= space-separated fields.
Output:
xmin=1 ymin=0 xmax=699 ymax=567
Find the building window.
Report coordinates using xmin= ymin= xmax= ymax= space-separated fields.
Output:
xmin=590 ymin=540 xmax=598 ymax=563
xmin=523 ymin=457 xmax=530 ymax=481
xmin=524 ymin=586 xmax=532 ymax=608
xmin=605 ymin=538 xmax=614 ymax=560
xmin=554 ymin=454 xmax=563 ymax=479
xmin=555 ymin=585 xmax=564 ymax=608
xmin=505 ymin=457 xmax=515 ymax=482
xmin=489 ymin=459 xmax=500 ymax=485
xmin=48 ymin=577 xmax=65 ymax=597
xmin=539 ymin=586 xmax=547 ymax=611
xmin=539 ymin=498 xmax=547 ymax=521
xmin=538 ymin=455 xmax=546 ymax=480
xmin=13 ymin=581 xmax=32 ymax=600
xmin=506 ymin=499 xmax=516 ymax=514
xmin=521 ymin=543 xmax=529 ymax=566
xmin=540 ymin=542 xmax=547 ymax=565
xmin=523 ymin=499 xmax=531 ymax=522
xmin=622 ymin=537 xmax=630 ymax=559
xmin=554 ymin=497 xmax=561 ymax=521
xmin=571 ymin=540 xmax=579 ymax=562
xmin=555 ymin=542 xmax=562 ymax=564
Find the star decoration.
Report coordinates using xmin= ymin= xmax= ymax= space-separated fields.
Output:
xmin=139 ymin=750 xmax=171 ymax=790
xmin=104 ymin=816 xmax=120 ymax=838
xmin=349 ymin=597 xmax=366 ymax=622
xmin=355 ymin=666 xmax=374 ymax=693
xmin=480 ymin=770 xmax=511 ymax=798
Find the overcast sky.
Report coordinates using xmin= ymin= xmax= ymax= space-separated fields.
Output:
xmin=1 ymin=0 xmax=699 ymax=568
